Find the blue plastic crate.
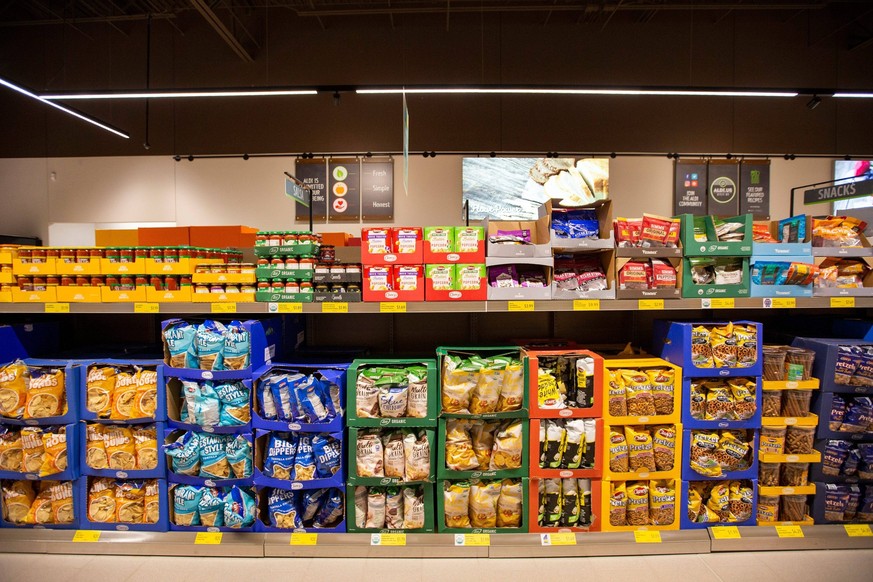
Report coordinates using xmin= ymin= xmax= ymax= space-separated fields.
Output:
xmin=254 ymin=486 xmax=346 ymax=533
xmin=252 ymin=430 xmax=345 ymax=491
xmin=750 ymin=255 xmax=815 ymax=298
xmin=77 ymin=477 xmax=169 ymax=532
xmin=812 ymin=391 xmax=873 ymax=441
xmin=0 ymin=359 xmax=81 ymax=426
xmin=752 ymin=242 xmax=813 ymax=256
xmin=160 ymin=318 xmax=270 ymax=380
xmin=810 ymin=482 xmax=871 ymax=524
xmin=0 ymin=325 xmax=29 ymax=362
xmin=831 ymin=319 xmax=873 ymax=341
xmin=251 ymin=364 xmax=346 ymax=433
xmin=79 ymin=360 xmax=166 ymax=424
xmin=0 ymin=478 xmax=81 ymax=530
xmin=0 ymin=422 xmax=80 ymax=481
xmin=81 ymin=422 xmax=167 ymax=479
xmin=681 ymin=376 xmax=763 ymax=430
xmin=679 ymin=479 xmax=757 ymax=529
xmin=167 ymin=482 xmax=257 ymax=532
xmin=653 ymin=320 xmax=763 ymax=378
xmin=790 ymin=337 xmax=873 ymax=394
xmin=680 ymin=429 xmax=758 ymax=481
xmin=164 ymin=429 xmax=253 ymax=487
xmin=166 ymin=377 xmax=253 ymax=434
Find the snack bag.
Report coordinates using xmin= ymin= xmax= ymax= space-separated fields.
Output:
xmin=269 ymin=488 xmax=302 ymax=529
xmin=115 ymin=481 xmax=145 ymax=523
xmin=314 ymin=489 xmax=344 ymax=528
xmin=609 ymin=482 xmax=627 ymax=526
xmin=718 ymin=432 xmax=750 ymax=472
xmin=607 ymin=369 xmax=628 ymax=417
xmin=223 ymin=486 xmax=256 ymax=529
xmin=105 ymin=426 xmax=137 ymax=471
xmin=649 ymin=480 xmax=675 ymax=526
xmin=49 ymin=481 xmax=75 ymax=524
xmin=469 ymin=480 xmax=501 ymax=528
xmin=707 ymin=482 xmax=731 ymax=522
xmin=652 ymin=425 xmax=676 ymax=472
xmin=626 ymin=481 xmax=649 ymax=525
xmin=543 ymin=421 xmax=568 ymax=470
xmin=110 ymin=369 xmax=137 ymax=420
xmin=625 ymin=425 xmax=655 ymax=472
xmin=728 ymin=378 xmax=757 ymax=420
xmin=300 ymin=488 xmax=328 ymax=525
xmin=216 ymin=382 xmax=251 ymax=426
xmin=691 ymin=326 xmax=714 ymax=368
xmin=385 ymin=487 xmax=404 ymax=529
xmin=131 ymin=367 xmax=158 ymax=419
xmin=689 ymin=431 xmax=721 ymax=477
xmin=497 ymin=359 xmax=524 ymax=412
xmin=380 ymin=384 xmax=410 ymax=419
xmin=608 ymin=428 xmax=629 ymax=473
xmin=689 ymin=381 xmax=706 ymax=420
xmin=406 ymin=366 xmax=429 ymax=419
xmin=163 ymin=321 xmax=196 ymax=368
xmin=402 ymin=486 xmax=426 ymax=529
xmin=85 ymin=366 xmax=116 ymax=418
xmin=294 ymin=434 xmax=317 ymax=481
xmin=194 ymin=320 xmax=227 ymax=371
xmin=226 ymin=434 xmax=253 ymax=479
xmin=0 ymin=361 xmax=28 ymax=419
xmin=143 ymin=480 xmax=160 ymax=524
xmin=84 ymin=424 xmax=108 ymax=469
xmin=295 ymin=377 xmax=331 ymax=423
xmin=729 ymin=481 xmax=754 ymax=522
xmin=497 ymin=480 xmax=523 ymax=528
xmin=441 ymin=356 xmax=478 ymax=414
xmin=445 ymin=419 xmax=479 ymax=471
xmin=88 ymin=478 xmax=118 ymax=523
xmin=704 ymin=382 xmax=734 ymax=420
xmin=647 ymin=369 xmax=675 ymax=415
xmin=258 ymin=377 xmax=279 ymax=420
xmin=444 ymin=481 xmax=471 ymax=528
xmin=687 ymin=487 xmax=703 ymax=522
xmin=20 ymin=427 xmax=44 ymax=473
xmin=356 ymin=432 xmax=384 ymax=477
xmin=172 ymin=484 xmax=203 ymax=526
xmin=490 ymin=420 xmax=523 ymax=471
xmin=312 ymin=434 xmax=342 ymax=479
xmin=223 ymin=321 xmax=250 ymax=370
xmin=560 ymin=478 xmax=579 ymax=528
xmin=710 ymin=325 xmax=738 ymax=368
xmin=38 ymin=428 xmax=67 ymax=477
xmin=563 ymin=420 xmax=586 ymax=470
xmin=470 ymin=421 xmax=498 ymax=468
xmin=133 ymin=426 xmax=159 ymax=471
xmin=403 ymin=432 xmax=431 ymax=481
xmin=0 ymin=426 xmax=23 ymax=472
xmin=265 ymin=432 xmax=298 ymax=480
xmin=542 ymin=478 xmax=562 ymax=526
xmin=621 ymin=370 xmax=655 ymax=417
xmin=197 ymin=434 xmax=230 ymax=479
xmin=25 ymin=368 xmax=65 ymax=419
xmin=366 ymin=488 xmax=386 ymax=528
xmin=25 ymin=483 xmax=53 ymax=524
xmin=165 ymin=431 xmax=201 ymax=476
xmin=198 ymin=487 xmax=225 ymax=527
xmin=355 ymin=368 xmax=382 ymax=418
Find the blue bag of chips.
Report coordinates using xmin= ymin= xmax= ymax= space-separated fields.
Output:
xmin=173 ymin=485 xmax=204 ymax=526
xmin=199 ymin=433 xmax=231 ymax=479
xmin=223 ymin=321 xmax=250 ymax=371
xmin=226 ymin=434 xmax=252 ymax=479
xmin=164 ymin=321 xmax=197 ymax=368
xmin=300 ymin=488 xmax=328 ymax=525
xmin=223 ymin=486 xmax=256 ymax=528
xmin=294 ymin=434 xmax=317 ymax=481
xmin=317 ymin=377 xmax=338 ymax=419
xmin=165 ymin=431 xmax=201 ymax=476
xmin=312 ymin=434 xmax=342 ymax=479
xmin=313 ymin=488 xmax=344 ymax=528
xmin=216 ymin=382 xmax=250 ymax=426
xmin=182 ymin=381 xmax=221 ymax=427
xmin=270 ymin=375 xmax=296 ymax=422
xmin=198 ymin=487 xmax=225 ymax=527
xmin=258 ymin=377 xmax=278 ymax=420
xmin=268 ymin=488 xmax=302 ymax=529
xmin=296 ymin=377 xmax=330 ymax=423
xmin=265 ymin=432 xmax=298 ymax=480
xmin=194 ymin=320 xmax=227 ymax=371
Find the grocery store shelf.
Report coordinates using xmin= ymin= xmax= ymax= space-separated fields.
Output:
xmin=708 ymin=525 xmax=873 ymax=552
xmin=488 ymin=530 xmax=711 ymax=557
xmin=264 ymin=533 xmax=488 ymax=558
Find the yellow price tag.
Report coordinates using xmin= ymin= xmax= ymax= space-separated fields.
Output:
xmin=573 ymin=299 xmax=600 ymax=311
xmin=638 ymin=299 xmax=664 ymax=310
xmin=455 ymin=533 xmax=490 ymax=546
xmin=72 ymin=530 xmax=101 ymax=542
xmin=276 ymin=302 xmax=303 ymax=313
xmin=775 ymin=525 xmax=804 ymax=538
xmin=45 ymin=302 xmax=70 ymax=313
xmin=710 ymin=526 xmax=742 ymax=539
xmin=710 ymin=298 xmax=735 ymax=309
xmin=508 ymin=301 xmax=535 ymax=311
xmin=194 ymin=532 xmax=223 ymax=545
xmin=322 ymin=302 xmax=348 ymax=313
xmin=134 ymin=302 xmax=159 ymax=313
xmin=211 ymin=303 xmax=237 ymax=313
xmin=541 ymin=532 xmax=577 ymax=546
xmin=290 ymin=532 xmax=318 ymax=545
xmin=844 ymin=524 xmax=873 ymax=537
xmin=371 ymin=533 xmax=406 ymax=546
xmin=770 ymin=298 xmax=796 ymax=309
xmin=831 ymin=297 xmax=856 ymax=308
xmin=380 ymin=302 xmax=407 ymax=313
xmin=634 ymin=530 xmax=662 ymax=543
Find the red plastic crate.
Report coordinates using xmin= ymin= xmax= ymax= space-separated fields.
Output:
xmin=525 ymin=349 xmax=605 ymax=418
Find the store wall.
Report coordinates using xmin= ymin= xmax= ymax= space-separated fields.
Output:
xmin=0 ymin=154 xmax=836 ymax=243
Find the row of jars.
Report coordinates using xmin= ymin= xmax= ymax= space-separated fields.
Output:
xmin=193 ymin=263 xmax=257 ymax=275
xmin=256 ymin=279 xmax=361 ymax=294
xmin=13 ymin=275 xmax=195 ymax=291
xmin=193 ymin=284 xmax=257 ymax=294
xmin=255 ymin=256 xmax=361 ymax=275
xmin=15 ymin=247 xmax=244 ymax=264
xmin=255 ymin=232 xmax=322 ymax=247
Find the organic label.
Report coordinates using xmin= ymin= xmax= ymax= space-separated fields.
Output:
xmin=455 ymin=534 xmax=490 ymax=546
xmin=371 ymin=533 xmax=406 ymax=546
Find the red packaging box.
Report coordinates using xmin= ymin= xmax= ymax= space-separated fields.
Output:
xmin=363 ymin=264 xmax=425 ymax=302
xmin=361 ymin=227 xmax=423 ymax=265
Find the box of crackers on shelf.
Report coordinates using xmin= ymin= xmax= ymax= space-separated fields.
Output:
xmin=165 ymin=430 xmax=253 ymax=487
xmin=165 ymin=376 xmax=252 ymax=435
xmin=347 ymin=359 xmax=437 ymax=427
xmin=255 ymin=430 xmax=343 ymax=490
xmin=526 ymin=349 xmax=603 ymax=418
xmin=81 ymin=360 xmax=165 ymax=423
xmin=350 ymin=428 xmax=432 ymax=486
xmin=550 ymin=199 xmax=613 ymax=251
xmin=161 ymin=318 xmax=270 ymax=379
xmin=252 ymin=364 xmax=346 ymax=432
xmin=654 ymin=320 xmax=763 ymax=378
xmin=601 ymin=478 xmax=679 ymax=531
xmin=603 ymin=359 xmax=681 ymax=424
xmin=257 ymin=485 xmax=346 ymax=533
xmin=79 ymin=477 xmax=168 ymax=531
xmin=682 ymin=479 xmax=756 ymax=528
xmin=680 ymin=214 xmax=753 ymax=256
xmin=530 ymin=477 xmax=601 ymax=533
xmin=346 ymin=483 xmax=433 ymax=533
xmin=810 ymin=483 xmax=873 ymax=525
xmin=811 ymin=215 xmax=873 ymax=257
xmin=752 ymin=216 xmax=813 ymax=256
xmin=82 ymin=422 xmax=163 ymax=479
xmin=168 ymin=482 xmax=256 ymax=532
xmin=1 ymin=479 xmax=80 ymax=529
xmin=531 ymin=418 xmax=602 ymax=479
xmin=0 ymin=359 xmax=80 ymax=426
xmin=605 ymin=424 xmax=681 ymax=481
xmin=437 ymin=477 xmax=528 ymax=533
xmin=437 ymin=347 xmax=528 ymax=419
xmin=614 ymin=214 xmax=683 ymax=257
xmin=682 ymin=429 xmax=758 ymax=481
xmin=0 ymin=424 xmax=78 ymax=481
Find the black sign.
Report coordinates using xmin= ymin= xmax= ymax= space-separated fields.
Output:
xmin=804 ymin=177 xmax=873 ymax=206
xmin=361 ymin=159 xmax=394 ymax=220
xmin=294 ymin=159 xmax=327 ymax=222
xmin=739 ymin=160 xmax=771 ymax=219
xmin=328 ymin=158 xmax=361 ymax=221
xmin=708 ymin=161 xmax=740 ymax=216
xmin=673 ymin=160 xmax=708 ymax=215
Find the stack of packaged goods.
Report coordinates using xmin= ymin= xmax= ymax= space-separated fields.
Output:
xmin=435 ymin=348 xmax=529 ymax=533
xmin=549 ymin=200 xmax=615 ymax=300
xmin=346 ymin=360 xmax=437 ymax=532
xmin=790 ymin=337 xmax=873 ymax=525
xmin=0 ymin=246 xmax=13 ymax=301
xmin=362 ymin=228 xmax=425 ymax=302
xmin=613 ymin=214 xmax=682 ymax=300
xmin=679 ymin=214 xmax=753 ymax=298
xmin=809 ymin=216 xmax=873 ymax=297
xmin=192 ymin=263 xmax=257 ymax=303
xmin=423 ymin=226 xmax=487 ymax=301
xmin=161 ymin=319 xmax=264 ymax=532
xmin=252 ymin=364 xmax=346 ymax=532
xmin=80 ymin=360 xmax=169 ymax=531
xmin=526 ymin=349 xmax=604 ymax=532
xmin=484 ymin=208 xmax=554 ymax=301
xmin=0 ymin=359 xmax=81 ymax=529
xmin=601 ymin=359 xmax=682 ymax=531
xmin=654 ymin=320 xmax=763 ymax=528
xmin=256 ymin=231 xmax=332 ymax=303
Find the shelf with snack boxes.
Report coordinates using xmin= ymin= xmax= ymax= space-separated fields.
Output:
xmin=167 ymin=482 xmax=257 ymax=532
xmin=0 ymin=359 xmax=81 ymax=426
xmin=80 ymin=360 xmax=164 ymax=424
xmin=812 ymin=438 xmax=873 ymax=485
xmin=682 ymin=429 xmax=758 ymax=482
xmin=681 ymin=256 xmax=751 ymax=298
xmin=526 ymin=349 xmax=603 ymax=419
xmin=438 ymin=418 xmax=527 ymax=480
xmin=681 ymin=479 xmax=757 ymax=529
xmin=485 ymin=205 xmax=552 ymax=259
xmin=346 ymin=483 xmax=435 ymax=533
xmin=680 ymin=213 xmax=754 ymax=257
xmin=550 ymin=199 xmax=614 ymax=251
xmin=752 ymin=216 xmax=813 ymax=256
xmin=614 ymin=214 xmax=683 ymax=258
xmin=0 ymin=423 xmax=79 ymax=481
xmin=654 ymin=320 xmax=763 ymax=378
xmin=600 ymin=478 xmax=680 ymax=531
xmin=603 ymin=358 xmax=681 ymax=425
xmin=161 ymin=318 xmax=269 ymax=380
xmin=437 ymin=477 xmax=529 ymax=533
xmin=252 ymin=364 xmax=346 ymax=432
xmin=423 ymin=226 xmax=486 ymax=264
xmin=604 ymin=424 xmax=682 ymax=481
xmin=253 ymin=429 xmax=344 ymax=490
xmin=485 ymin=257 xmax=555 ymax=300
xmin=812 ymin=257 xmax=873 ymax=296
xmin=361 ymin=227 xmax=424 ymax=265
xmin=0 ymin=478 xmax=81 ymax=529
xmin=813 ymin=391 xmax=873 ymax=440
xmin=810 ymin=215 xmax=873 ymax=257
xmin=79 ymin=477 xmax=168 ymax=532
xmin=682 ymin=377 xmax=763 ymax=430
xmin=437 ymin=346 xmax=528 ymax=420
xmin=256 ymin=485 xmax=346 ymax=533
xmin=254 ymin=231 xmax=322 ymax=258
xmin=789 ymin=337 xmax=873 ymax=394
xmin=363 ymin=264 xmax=425 ymax=302
xmin=530 ymin=418 xmax=602 ymax=479
xmin=750 ymin=255 xmax=816 ymax=298
xmin=810 ymin=482 xmax=873 ymax=524
xmin=165 ymin=429 xmax=253 ymax=487
xmin=424 ymin=263 xmax=487 ymax=301
xmin=757 ymin=485 xmax=814 ymax=526
xmin=347 ymin=359 xmax=437 ymax=427
xmin=529 ymin=477 xmax=601 ymax=533
xmin=550 ymin=250 xmax=615 ymax=300
xmin=82 ymin=422 xmax=164 ymax=480
xmin=349 ymin=427 xmax=433 ymax=486
xmin=615 ymin=256 xmax=682 ymax=300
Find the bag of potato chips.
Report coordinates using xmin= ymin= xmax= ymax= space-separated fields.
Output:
xmin=608 ymin=428 xmax=629 ymax=473
xmin=2 ymin=480 xmax=34 ymax=524
xmin=116 ymin=481 xmax=145 ymax=523
xmin=172 ymin=484 xmax=203 ymax=526
xmin=625 ymin=425 xmax=655 ymax=473
xmin=39 ymin=427 xmax=68 ymax=477
xmin=25 ymin=368 xmax=65 ymax=419
xmin=199 ymin=487 xmax=225 ymax=527
xmin=88 ymin=478 xmax=118 ymax=523
xmin=441 ymin=356 xmax=479 ymax=414
xmin=165 ymin=431 xmax=201 ymax=476
xmin=472 ymin=360 xmax=503 ymax=414
xmin=496 ymin=479 xmax=523 ymax=528
xmin=49 ymin=481 xmax=74 ymax=524
xmin=265 ymin=432 xmax=297 ymax=480
xmin=143 ymin=480 xmax=160 ymax=524
xmin=133 ymin=426 xmax=159 ymax=471
xmin=163 ymin=321 xmax=196 ymax=368
xmin=85 ymin=423 xmax=108 ymax=469
xmin=110 ymin=369 xmax=137 ymax=420
xmin=131 ymin=367 xmax=158 ymax=419
xmin=497 ymin=359 xmax=524 ymax=412
xmin=20 ymin=427 xmax=45 ymax=474
xmin=105 ymin=426 xmax=137 ymax=471
xmin=445 ymin=419 xmax=479 ymax=471
xmin=85 ymin=365 xmax=116 ymax=418
xmin=402 ymin=486 xmax=426 ymax=529
xmin=0 ymin=361 xmax=28 ymax=419
xmin=469 ymin=480 xmax=501 ymax=528
xmin=198 ymin=434 xmax=231 ymax=479
xmin=25 ymin=483 xmax=53 ymax=524
xmin=444 ymin=481 xmax=471 ymax=528
xmin=269 ymin=488 xmax=302 ymax=529
xmin=403 ymin=431 xmax=431 ymax=482
xmin=490 ymin=420 xmax=523 ymax=471
xmin=0 ymin=426 xmax=23 ymax=472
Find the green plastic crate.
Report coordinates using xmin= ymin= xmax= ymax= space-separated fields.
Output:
xmin=254 ymin=243 xmax=319 ymax=258
xmin=436 ymin=418 xmax=529 ymax=479
xmin=344 ymin=483 xmax=436 ymax=533
xmin=435 ymin=478 xmax=530 ymax=534
xmin=347 ymin=427 xmax=436 ymax=486
xmin=346 ymin=359 xmax=438 ymax=427
xmin=680 ymin=257 xmax=751 ymax=298
xmin=255 ymin=291 xmax=314 ymax=303
xmin=435 ymin=346 xmax=529 ymax=419
xmin=254 ymin=266 xmax=314 ymax=280
xmin=680 ymin=214 xmax=753 ymax=256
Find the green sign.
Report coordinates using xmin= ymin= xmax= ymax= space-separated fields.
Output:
xmin=285 ymin=176 xmax=309 ymax=207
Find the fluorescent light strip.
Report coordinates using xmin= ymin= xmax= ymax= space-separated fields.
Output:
xmin=833 ymin=93 xmax=873 ymax=98
xmin=42 ymin=89 xmax=318 ymax=100
xmin=356 ymin=88 xmax=798 ymax=97
xmin=0 ymin=77 xmax=129 ymax=139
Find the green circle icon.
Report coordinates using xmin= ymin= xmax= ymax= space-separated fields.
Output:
xmin=333 ymin=166 xmax=348 ymax=181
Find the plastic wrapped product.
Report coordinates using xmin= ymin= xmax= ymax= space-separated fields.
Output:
xmin=222 ymin=321 xmax=250 ymax=370
xmin=406 ymin=366 xmax=429 ymax=418
xmin=497 ymin=480 xmax=523 ymax=528
xmin=626 ymin=425 xmax=655 ymax=473
xmin=366 ymin=488 xmax=386 ymax=528
xmin=356 ymin=432 xmax=384 ymax=477
xmin=444 ymin=481 xmax=471 ymax=528
xmin=165 ymin=431 xmax=201 ymax=476
xmin=444 ymin=420 xmax=478 ymax=471
xmin=312 ymin=434 xmax=342 ymax=479
xmin=490 ymin=420 xmax=523 ymax=471
xmin=294 ymin=435 xmax=317 ymax=481
xmin=383 ymin=432 xmax=406 ymax=479
xmin=264 ymin=432 xmax=297 ymax=480
xmin=223 ymin=486 xmax=256 ymax=528
xmin=402 ymin=486 xmax=425 ymax=529
xmin=269 ymin=488 xmax=302 ymax=529
xmin=195 ymin=320 xmax=227 ymax=371
xmin=199 ymin=487 xmax=225 ymax=527
xmin=403 ymin=431 xmax=431 ymax=482
xmin=314 ymin=489 xmax=344 ymax=528
xmin=226 ymin=435 xmax=252 ymax=479
xmin=198 ymin=434 xmax=231 ymax=479
xmin=172 ymin=484 xmax=203 ymax=526
xmin=163 ymin=322 xmax=196 ymax=368
xmin=384 ymin=487 xmax=404 ymax=529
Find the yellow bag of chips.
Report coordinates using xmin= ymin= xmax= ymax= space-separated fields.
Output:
xmin=85 ymin=366 xmax=116 ymax=418
xmin=689 ymin=431 xmax=722 ymax=477
xmin=647 ymin=368 xmax=675 ymax=415
xmin=496 ymin=479 xmax=523 ymax=527
xmin=626 ymin=481 xmax=650 ymax=525
xmin=144 ymin=480 xmax=160 ymax=524
xmin=687 ymin=487 xmax=702 ymax=522
xmin=110 ymin=370 xmax=137 ymax=420
xmin=497 ymin=360 xmax=524 ymax=412
xmin=132 ymin=367 xmax=158 ymax=419
xmin=445 ymin=419 xmax=479 ymax=471
xmin=490 ymin=420 xmax=523 ymax=471
xmin=649 ymin=479 xmax=675 ymax=526
xmin=39 ymin=427 xmax=68 ymax=477
xmin=621 ymin=370 xmax=655 ymax=417
xmin=469 ymin=480 xmax=501 ymax=527
xmin=85 ymin=423 xmax=109 ymax=469
xmin=105 ymin=426 xmax=137 ymax=471
xmin=608 ymin=428 xmax=629 ymax=473
xmin=472 ymin=367 xmax=501 ymax=414
xmin=444 ymin=481 xmax=471 ymax=528
xmin=133 ymin=426 xmax=159 ymax=470
xmin=2 ymin=480 xmax=34 ymax=524
xmin=116 ymin=481 xmax=145 ymax=523
xmin=20 ymin=427 xmax=45 ymax=474
xmin=652 ymin=425 xmax=676 ymax=472
xmin=0 ymin=361 xmax=28 ymax=419
xmin=609 ymin=481 xmax=627 ymax=526
xmin=625 ymin=425 xmax=655 ymax=472
xmin=24 ymin=369 xmax=65 ymax=419
xmin=49 ymin=481 xmax=75 ymax=524
xmin=24 ymin=483 xmax=54 ymax=524
xmin=88 ymin=478 xmax=117 ymax=522
xmin=0 ymin=427 xmax=23 ymax=472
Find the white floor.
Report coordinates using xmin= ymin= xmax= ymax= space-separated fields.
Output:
xmin=1 ymin=550 xmax=872 ymax=582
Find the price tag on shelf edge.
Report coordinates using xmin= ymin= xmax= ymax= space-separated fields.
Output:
xmin=370 ymin=533 xmax=406 ymax=546
xmin=455 ymin=533 xmax=490 ymax=546
xmin=710 ymin=526 xmax=742 ymax=540
xmin=72 ymin=530 xmax=101 ymax=542
xmin=380 ymin=302 xmax=407 ymax=313
xmin=322 ymin=302 xmax=349 ymax=313
xmin=290 ymin=532 xmax=318 ymax=545
xmin=844 ymin=524 xmax=873 ymax=537
xmin=507 ymin=300 xmax=535 ymax=312
xmin=765 ymin=298 xmax=796 ymax=309
xmin=633 ymin=530 xmax=662 ymax=543
xmin=272 ymin=302 xmax=303 ymax=313
xmin=830 ymin=297 xmax=856 ymax=308
xmin=540 ymin=533 xmax=576 ymax=546
xmin=44 ymin=302 xmax=70 ymax=313
xmin=194 ymin=532 xmax=223 ymax=545
xmin=133 ymin=302 xmax=159 ymax=313
xmin=210 ymin=303 xmax=237 ymax=314
xmin=638 ymin=299 xmax=663 ymax=310
xmin=702 ymin=298 xmax=735 ymax=309
xmin=573 ymin=299 xmax=600 ymax=311
xmin=775 ymin=525 xmax=804 ymax=538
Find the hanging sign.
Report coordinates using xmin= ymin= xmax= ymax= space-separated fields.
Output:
xmin=361 ymin=158 xmax=395 ymax=220
xmin=294 ymin=159 xmax=328 ymax=221
xmin=739 ymin=160 xmax=770 ymax=219
xmin=673 ymin=159 xmax=708 ymax=215
xmin=708 ymin=161 xmax=740 ymax=216
xmin=804 ymin=177 xmax=873 ymax=205
xmin=328 ymin=158 xmax=361 ymax=221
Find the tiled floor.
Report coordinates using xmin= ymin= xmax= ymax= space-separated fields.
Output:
xmin=0 ymin=550 xmax=871 ymax=582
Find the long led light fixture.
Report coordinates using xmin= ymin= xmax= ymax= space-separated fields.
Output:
xmin=356 ymin=87 xmax=798 ymax=97
xmin=0 ymin=76 xmax=129 ymax=139
xmin=833 ymin=93 xmax=873 ymax=98
xmin=42 ymin=89 xmax=318 ymax=100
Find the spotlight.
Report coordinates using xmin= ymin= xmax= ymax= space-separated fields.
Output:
xmin=187 ymin=155 xmax=194 ymax=162
xmin=610 ymin=152 xmax=616 ymax=159
xmin=242 ymin=153 xmax=249 ymax=160
xmin=806 ymin=95 xmax=822 ymax=110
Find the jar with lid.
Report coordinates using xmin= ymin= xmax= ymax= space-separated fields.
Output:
xmin=119 ymin=248 xmax=134 ymax=263
xmin=135 ymin=276 xmax=148 ymax=287
xmin=17 ymin=276 xmax=33 ymax=291
xmin=271 ymin=279 xmax=284 ymax=293
xmin=165 ymin=276 xmax=180 ymax=291
xmin=59 ymin=248 xmax=75 ymax=263
xmin=60 ymin=276 xmax=74 ymax=287
xmin=227 ymin=263 xmax=241 ymax=274
xmin=149 ymin=247 xmax=163 ymax=262
xmin=284 ymin=258 xmax=299 ymax=270
xmin=299 ymin=257 xmax=317 ymax=270
xmin=209 ymin=284 xmax=224 ymax=294
xmin=315 ymin=283 xmax=330 ymax=293
xmin=105 ymin=275 xmax=120 ymax=289
xmin=224 ymin=284 xmax=240 ymax=294
xmin=240 ymin=284 xmax=256 ymax=294
xmin=75 ymin=276 xmax=89 ymax=287
xmin=91 ymin=276 xmax=104 ymax=287
xmin=257 ymin=258 xmax=270 ymax=268
xmin=346 ymin=264 xmax=362 ymax=276
xmin=89 ymin=248 xmax=103 ymax=261
xmin=267 ymin=232 xmax=283 ymax=246
xmin=300 ymin=281 xmax=313 ymax=293
xmin=331 ymin=284 xmax=346 ymax=294
xmin=255 ymin=233 xmax=268 ymax=247
xmin=46 ymin=276 xmax=60 ymax=286
xmin=210 ymin=263 xmax=225 ymax=274
xmin=45 ymin=248 xmax=60 ymax=259
xmin=347 ymin=283 xmax=361 ymax=294
xmin=330 ymin=265 xmax=346 ymax=275
xmin=163 ymin=247 xmax=179 ymax=263
xmin=239 ymin=263 xmax=255 ymax=274
xmin=195 ymin=284 xmax=210 ymax=294
xmin=285 ymin=280 xmax=300 ymax=294
xmin=257 ymin=281 xmax=270 ymax=292
xmin=150 ymin=275 xmax=164 ymax=290
xmin=31 ymin=249 xmax=46 ymax=263
xmin=282 ymin=232 xmax=298 ymax=246
xmin=76 ymin=249 xmax=90 ymax=263
xmin=178 ymin=247 xmax=192 ymax=260
xmin=319 ymin=245 xmax=336 ymax=263
xmin=180 ymin=275 xmax=192 ymax=287
xmin=18 ymin=249 xmax=32 ymax=263
xmin=135 ymin=248 xmax=149 ymax=261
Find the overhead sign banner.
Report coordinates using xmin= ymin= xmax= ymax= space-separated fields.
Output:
xmin=739 ymin=160 xmax=770 ymax=219
xmin=708 ymin=160 xmax=740 ymax=216
xmin=294 ymin=159 xmax=327 ymax=222
xmin=804 ymin=177 xmax=873 ymax=205
xmin=361 ymin=158 xmax=394 ymax=220
xmin=673 ymin=160 xmax=708 ymax=216
xmin=285 ymin=175 xmax=309 ymax=206
xmin=328 ymin=158 xmax=361 ymax=221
